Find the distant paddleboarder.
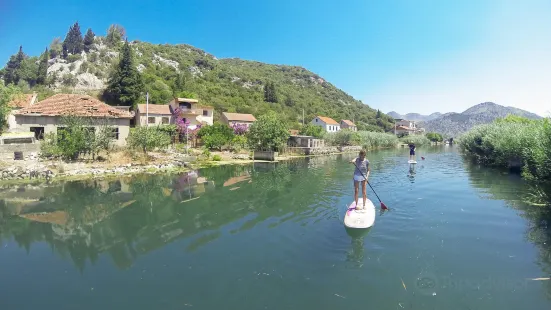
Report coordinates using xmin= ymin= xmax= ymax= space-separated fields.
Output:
xmin=408 ymin=142 xmax=416 ymax=161
xmin=349 ymin=149 xmax=370 ymax=210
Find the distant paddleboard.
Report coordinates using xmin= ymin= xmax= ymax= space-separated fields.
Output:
xmin=344 ymin=199 xmax=376 ymax=229
xmin=408 ymin=160 xmax=417 ymax=164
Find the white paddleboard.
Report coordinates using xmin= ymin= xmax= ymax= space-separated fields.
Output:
xmin=344 ymin=199 xmax=376 ymax=229
xmin=408 ymin=160 xmax=417 ymax=164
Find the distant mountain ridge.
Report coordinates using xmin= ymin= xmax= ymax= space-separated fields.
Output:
xmin=416 ymin=102 xmax=542 ymax=137
xmin=387 ymin=111 xmax=442 ymax=121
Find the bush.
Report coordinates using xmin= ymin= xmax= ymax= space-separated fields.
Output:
xmin=66 ymin=54 xmax=81 ymax=63
xmin=231 ymin=135 xmax=248 ymax=152
xmin=356 ymin=131 xmax=399 ymax=149
xmin=197 ymin=123 xmax=235 ymax=150
xmin=299 ymin=123 xmax=324 ymax=138
xmin=459 ymin=117 xmax=551 ymax=181
xmin=426 ymin=132 xmax=444 ymax=142
xmin=127 ymin=126 xmax=172 ymax=154
xmin=246 ymin=111 xmax=289 ymax=151
xmin=212 ymin=154 xmax=222 ymax=161
xmin=400 ymin=135 xmax=430 ymax=146
xmin=325 ymin=129 xmax=360 ymax=146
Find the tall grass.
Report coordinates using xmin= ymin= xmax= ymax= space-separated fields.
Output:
xmin=399 ymin=135 xmax=431 ymax=146
xmin=459 ymin=117 xmax=551 ymax=181
xmin=325 ymin=130 xmax=399 ymax=149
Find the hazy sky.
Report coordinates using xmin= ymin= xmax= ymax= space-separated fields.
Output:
xmin=1 ymin=0 xmax=549 ymax=116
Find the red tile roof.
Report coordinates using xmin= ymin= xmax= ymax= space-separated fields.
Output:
xmin=14 ymin=94 xmax=134 ymax=119
xmin=395 ymin=125 xmax=414 ymax=131
xmin=137 ymin=104 xmax=171 ymax=115
xmin=317 ymin=116 xmax=338 ymax=125
xmin=223 ymin=112 xmax=256 ymax=122
xmin=8 ymin=93 xmax=35 ymax=109
xmin=341 ymin=119 xmax=356 ymax=126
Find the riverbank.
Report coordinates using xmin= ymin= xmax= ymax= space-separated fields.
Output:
xmin=0 ymin=147 xmax=367 ymax=185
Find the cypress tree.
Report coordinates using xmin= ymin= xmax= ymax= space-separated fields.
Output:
xmin=3 ymin=46 xmax=26 ymax=85
xmin=62 ymin=22 xmax=84 ymax=56
xmin=83 ymin=28 xmax=95 ymax=52
xmin=36 ymin=48 xmax=49 ymax=85
xmin=376 ymin=109 xmax=381 ymax=118
xmin=103 ymin=40 xmax=144 ymax=106
xmin=270 ymin=82 xmax=278 ymax=103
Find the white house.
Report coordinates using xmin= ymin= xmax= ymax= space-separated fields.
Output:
xmin=311 ymin=116 xmax=340 ymax=132
xmin=340 ymin=119 xmax=357 ymax=131
xmin=394 ymin=118 xmax=417 ymax=130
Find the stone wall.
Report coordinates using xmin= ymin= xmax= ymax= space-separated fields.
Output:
xmin=0 ymin=144 xmax=41 ymax=160
xmin=338 ymin=146 xmax=363 ymax=152
xmin=306 ymin=146 xmax=340 ymax=155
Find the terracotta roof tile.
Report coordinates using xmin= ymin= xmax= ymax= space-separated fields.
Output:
xmin=317 ymin=116 xmax=338 ymax=125
xmin=222 ymin=112 xmax=256 ymax=122
xmin=137 ymin=104 xmax=171 ymax=115
xmin=176 ymin=97 xmax=199 ymax=103
xmin=8 ymin=93 xmax=35 ymax=109
xmin=341 ymin=119 xmax=356 ymax=126
xmin=14 ymin=94 xmax=133 ymax=119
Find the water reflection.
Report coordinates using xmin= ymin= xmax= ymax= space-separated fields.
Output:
xmin=462 ymin=160 xmax=551 ymax=297
xmin=0 ymin=160 xmax=333 ymax=271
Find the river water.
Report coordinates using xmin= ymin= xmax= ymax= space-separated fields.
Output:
xmin=1 ymin=145 xmax=550 ymax=310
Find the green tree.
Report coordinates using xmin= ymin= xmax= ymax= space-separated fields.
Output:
xmin=284 ymin=95 xmax=294 ymax=107
xmin=127 ymin=126 xmax=171 ymax=154
xmin=247 ymin=111 xmax=289 ymax=151
xmin=106 ymin=24 xmax=126 ymax=47
xmin=264 ymin=81 xmax=278 ymax=103
xmin=36 ymin=48 xmax=49 ymax=85
xmin=83 ymin=28 xmax=95 ymax=52
xmin=376 ymin=109 xmax=381 ymax=118
xmin=49 ymin=38 xmax=62 ymax=59
xmin=3 ymin=46 xmax=26 ymax=85
xmin=197 ymin=123 xmax=235 ymax=150
xmin=0 ymin=84 xmax=21 ymax=132
xmin=103 ymin=40 xmax=144 ymax=106
xmin=299 ymin=123 xmax=324 ymax=138
xmin=62 ymin=22 xmax=84 ymax=56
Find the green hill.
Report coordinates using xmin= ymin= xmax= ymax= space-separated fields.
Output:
xmin=0 ymin=23 xmax=394 ymax=131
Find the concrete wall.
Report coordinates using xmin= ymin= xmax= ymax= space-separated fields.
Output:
xmin=136 ymin=112 xmax=172 ymax=126
xmin=14 ymin=115 xmax=131 ymax=146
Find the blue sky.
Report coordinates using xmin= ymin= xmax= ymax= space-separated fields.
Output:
xmin=1 ymin=0 xmax=550 ymax=116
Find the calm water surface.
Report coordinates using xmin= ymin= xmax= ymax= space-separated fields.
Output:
xmin=1 ymin=145 xmax=551 ymax=310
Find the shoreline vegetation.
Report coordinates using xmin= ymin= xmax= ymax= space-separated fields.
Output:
xmin=459 ymin=115 xmax=551 ymax=183
xmin=0 ymin=129 xmax=434 ymax=186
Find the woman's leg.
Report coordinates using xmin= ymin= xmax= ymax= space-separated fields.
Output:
xmin=362 ymin=180 xmax=367 ymax=207
xmin=354 ymin=180 xmax=359 ymax=208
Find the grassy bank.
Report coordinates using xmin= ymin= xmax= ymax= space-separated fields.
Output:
xmin=459 ymin=116 xmax=551 ymax=181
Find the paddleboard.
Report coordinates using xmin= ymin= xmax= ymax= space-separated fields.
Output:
xmin=408 ymin=160 xmax=417 ymax=164
xmin=344 ymin=199 xmax=376 ymax=229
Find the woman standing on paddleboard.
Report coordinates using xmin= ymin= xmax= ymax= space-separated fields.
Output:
xmin=408 ymin=142 xmax=416 ymax=161
xmin=350 ymin=149 xmax=370 ymax=210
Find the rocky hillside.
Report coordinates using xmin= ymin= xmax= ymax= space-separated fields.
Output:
xmin=418 ymin=102 xmax=542 ymax=137
xmin=0 ymin=23 xmax=395 ymax=131
xmin=387 ymin=111 xmax=442 ymax=121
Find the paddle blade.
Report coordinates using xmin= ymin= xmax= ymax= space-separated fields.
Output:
xmin=381 ymin=202 xmax=388 ymax=210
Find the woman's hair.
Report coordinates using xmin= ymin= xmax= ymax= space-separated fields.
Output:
xmin=359 ymin=149 xmax=366 ymax=156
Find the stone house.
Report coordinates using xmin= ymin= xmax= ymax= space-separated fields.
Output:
xmin=340 ymin=119 xmax=357 ymax=131
xmin=6 ymin=93 xmax=38 ymax=131
xmin=12 ymin=94 xmax=134 ymax=146
xmin=220 ymin=112 xmax=257 ymax=128
xmin=135 ymin=104 xmax=172 ymax=126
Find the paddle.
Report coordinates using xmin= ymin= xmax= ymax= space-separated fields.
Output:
xmin=352 ymin=161 xmax=388 ymax=210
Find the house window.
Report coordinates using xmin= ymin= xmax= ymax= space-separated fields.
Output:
xmin=110 ymin=128 xmax=120 ymax=140
xmin=30 ymin=127 xmax=45 ymax=140
xmin=203 ymin=110 xmax=208 ymax=116
xmin=316 ymin=119 xmax=318 ymax=122
xmin=148 ymin=117 xmax=155 ymax=124
xmin=162 ymin=117 xmax=169 ymax=124
xmin=182 ymin=117 xmax=187 ymax=123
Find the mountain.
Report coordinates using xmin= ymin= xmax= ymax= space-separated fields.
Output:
xmin=0 ymin=24 xmax=395 ymax=132
xmin=386 ymin=111 xmax=442 ymax=121
xmin=418 ymin=102 xmax=542 ymax=137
